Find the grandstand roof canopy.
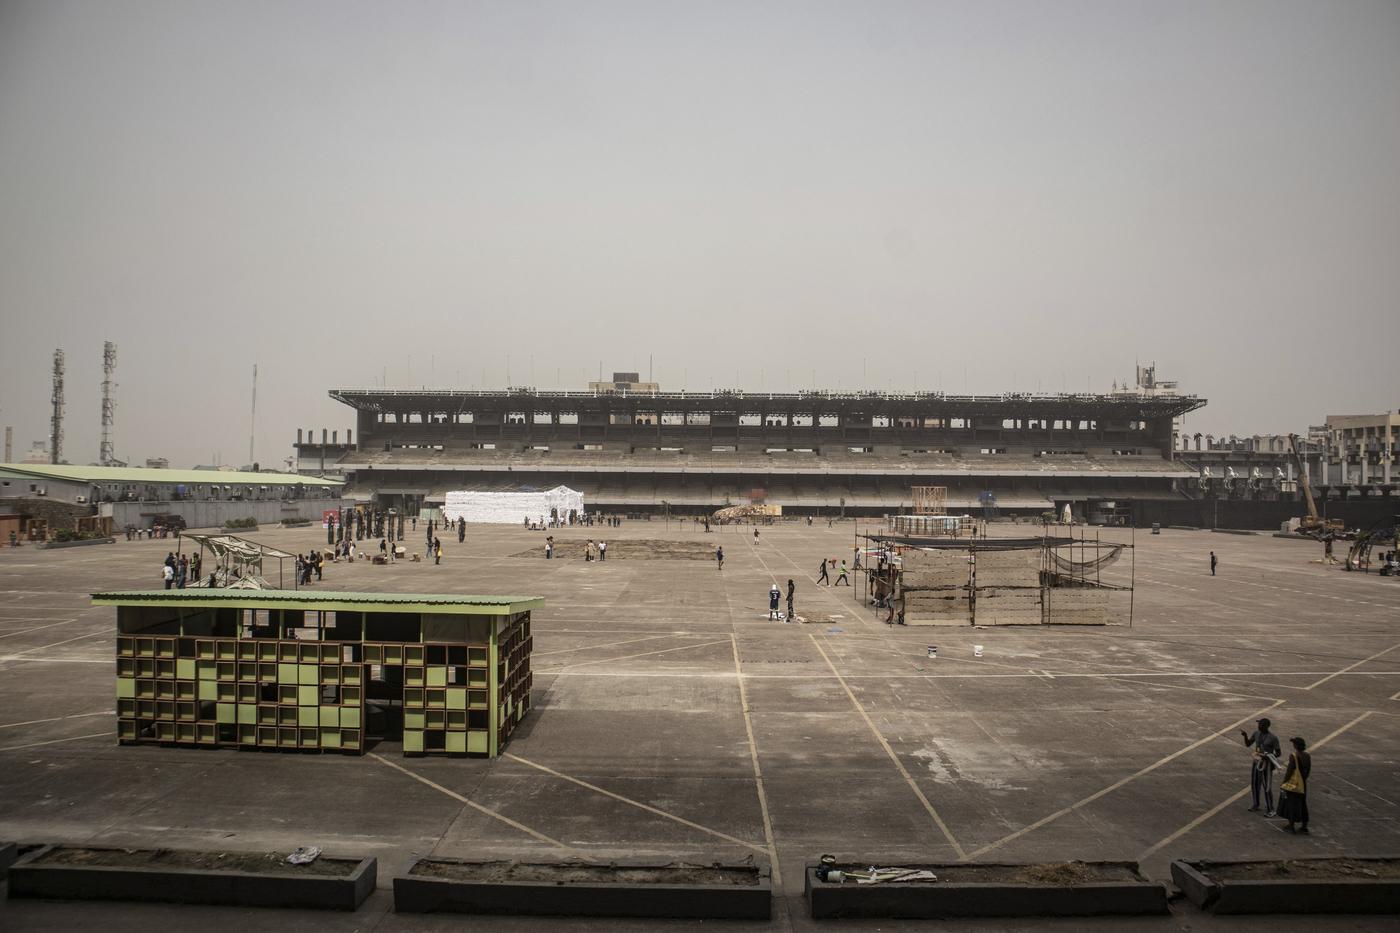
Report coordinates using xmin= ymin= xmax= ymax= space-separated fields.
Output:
xmin=0 ymin=463 xmax=342 ymax=487
xmin=329 ymin=387 xmax=1205 ymax=419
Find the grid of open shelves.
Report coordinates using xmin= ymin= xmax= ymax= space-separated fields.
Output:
xmin=116 ymin=636 xmax=363 ymax=752
xmin=380 ymin=641 xmax=496 ymax=756
xmin=108 ymin=599 xmax=536 ymax=758
xmin=496 ymin=616 xmax=533 ymax=749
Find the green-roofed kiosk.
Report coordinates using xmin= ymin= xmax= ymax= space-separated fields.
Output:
xmin=93 ymin=590 xmax=540 ymax=757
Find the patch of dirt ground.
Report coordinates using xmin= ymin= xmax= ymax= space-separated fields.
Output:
xmin=35 ymin=846 xmax=358 ymax=877
xmin=830 ymin=862 xmax=1144 ymax=885
xmin=410 ymin=860 xmax=761 ymax=885
xmin=1200 ymin=859 xmax=1400 ymax=881
xmin=512 ymin=539 xmax=716 ymax=560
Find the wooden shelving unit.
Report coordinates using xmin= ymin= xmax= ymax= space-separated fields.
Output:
xmin=98 ymin=591 xmax=542 ymax=758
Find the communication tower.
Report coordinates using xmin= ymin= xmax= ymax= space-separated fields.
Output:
xmin=50 ymin=349 xmax=65 ymax=464
xmin=100 ymin=341 xmax=117 ymax=466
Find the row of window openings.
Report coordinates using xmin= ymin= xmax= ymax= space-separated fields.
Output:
xmin=382 ymin=444 xmax=1147 ymax=456
xmin=375 ymin=414 xmax=1127 ymax=430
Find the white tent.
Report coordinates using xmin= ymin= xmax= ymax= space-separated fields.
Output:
xmin=441 ymin=486 xmax=585 ymax=525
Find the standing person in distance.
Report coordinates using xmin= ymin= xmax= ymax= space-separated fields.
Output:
xmin=768 ymin=583 xmax=782 ymax=620
xmin=1210 ymin=551 xmax=1218 ymax=576
xmin=1241 ymin=717 xmax=1281 ymax=816
xmin=786 ymin=579 xmax=796 ymax=620
xmin=1278 ymin=736 xmax=1311 ymax=834
xmin=715 ymin=545 xmax=724 ymax=571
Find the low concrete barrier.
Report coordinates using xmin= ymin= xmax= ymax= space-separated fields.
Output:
xmin=0 ymin=842 xmax=18 ymax=879
xmin=39 ymin=538 xmax=115 ymax=550
xmin=393 ymin=858 xmax=771 ymax=919
xmin=1172 ymin=858 xmax=1400 ymax=914
xmin=805 ymin=861 xmax=1168 ymax=919
xmin=6 ymin=845 xmax=375 ymax=911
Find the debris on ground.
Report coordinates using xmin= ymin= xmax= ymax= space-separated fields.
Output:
xmin=286 ymin=846 xmax=321 ymax=865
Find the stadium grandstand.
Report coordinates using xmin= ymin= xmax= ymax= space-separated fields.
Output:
xmin=295 ymin=372 xmax=1206 ymax=522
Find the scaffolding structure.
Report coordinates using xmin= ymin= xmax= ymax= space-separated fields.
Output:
xmin=911 ymin=485 xmax=947 ymax=515
xmin=855 ymin=530 xmax=1133 ymax=627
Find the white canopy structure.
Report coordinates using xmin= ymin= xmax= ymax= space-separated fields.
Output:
xmin=441 ymin=486 xmax=585 ymax=525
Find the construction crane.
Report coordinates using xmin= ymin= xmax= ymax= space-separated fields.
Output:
xmin=1288 ymin=433 xmax=1344 ymax=539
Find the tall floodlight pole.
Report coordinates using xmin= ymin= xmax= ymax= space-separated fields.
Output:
xmin=249 ymin=364 xmax=257 ymax=468
xmin=50 ymin=349 xmax=65 ymax=464
xmin=100 ymin=341 xmax=117 ymax=465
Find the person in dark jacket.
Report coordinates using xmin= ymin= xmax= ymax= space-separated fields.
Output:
xmin=1278 ymin=736 xmax=1312 ymax=834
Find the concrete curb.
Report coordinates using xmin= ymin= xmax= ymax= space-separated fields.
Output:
xmin=1171 ymin=858 xmax=1400 ymax=915
xmin=39 ymin=538 xmax=115 ymax=550
xmin=0 ymin=842 xmax=18 ymax=880
xmin=805 ymin=863 xmax=1169 ymax=919
xmin=393 ymin=858 xmax=772 ymax=919
xmin=6 ymin=845 xmax=375 ymax=911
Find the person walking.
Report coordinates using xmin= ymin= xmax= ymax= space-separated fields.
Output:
xmin=433 ymin=538 xmax=442 ymax=565
xmin=853 ymin=546 xmax=862 ymax=570
xmin=768 ymin=583 xmax=782 ymax=620
xmin=715 ymin=545 xmax=724 ymax=570
xmin=162 ymin=562 xmax=174 ymax=590
xmin=786 ymin=578 xmax=795 ymax=619
xmin=1210 ymin=551 xmax=1218 ymax=576
xmin=835 ymin=560 xmax=851 ymax=586
xmin=753 ymin=528 xmax=760 ymax=545
xmin=1278 ymin=736 xmax=1312 ymax=834
xmin=817 ymin=559 xmax=830 ymax=585
xmin=458 ymin=519 xmax=465 ymax=544
xmin=1241 ymin=717 xmax=1281 ymax=815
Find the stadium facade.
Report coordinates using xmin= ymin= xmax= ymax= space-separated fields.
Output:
xmin=295 ymin=375 xmax=1206 ymax=522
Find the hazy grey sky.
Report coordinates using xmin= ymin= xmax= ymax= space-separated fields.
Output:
xmin=2 ymin=0 xmax=1397 ymax=468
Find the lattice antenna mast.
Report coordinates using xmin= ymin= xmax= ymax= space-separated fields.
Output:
xmin=249 ymin=364 xmax=257 ymax=467
xmin=100 ymin=341 xmax=117 ymax=466
xmin=50 ymin=349 xmax=65 ymax=464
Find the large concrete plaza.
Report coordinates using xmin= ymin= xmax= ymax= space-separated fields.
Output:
xmin=1 ymin=519 xmax=1398 ymax=930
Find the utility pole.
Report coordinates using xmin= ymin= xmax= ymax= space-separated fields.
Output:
xmin=50 ymin=349 xmax=65 ymax=464
xmin=100 ymin=341 xmax=117 ymax=465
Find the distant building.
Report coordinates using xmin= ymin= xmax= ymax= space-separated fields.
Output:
xmin=21 ymin=441 xmax=49 ymax=464
xmin=0 ymin=462 xmax=344 ymax=535
xmin=145 ymin=457 xmax=169 ymax=470
xmin=1325 ymin=410 xmax=1399 ymax=487
xmin=587 ymin=372 xmax=660 ymax=395
xmin=298 ymin=375 xmax=1204 ymax=521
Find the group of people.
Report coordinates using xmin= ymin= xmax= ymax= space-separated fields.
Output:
xmin=767 ymin=580 xmax=796 ymax=620
xmin=160 ymin=551 xmax=201 ymax=589
xmin=127 ymin=525 xmax=177 ymax=540
xmin=816 ymin=558 xmax=850 ymax=586
xmin=295 ymin=551 xmax=324 ymax=585
xmin=583 ymin=539 xmax=607 ymax=561
xmin=1242 ymin=717 xmax=1313 ymax=833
